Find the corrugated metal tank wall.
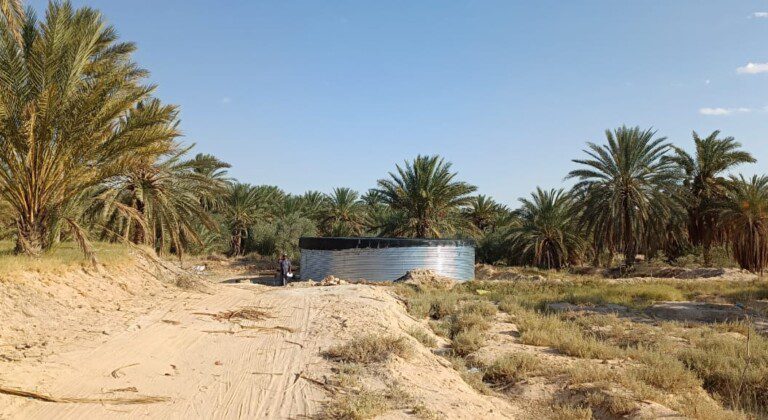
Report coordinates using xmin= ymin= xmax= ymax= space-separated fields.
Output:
xmin=299 ymin=237 xmax=475 ymax=282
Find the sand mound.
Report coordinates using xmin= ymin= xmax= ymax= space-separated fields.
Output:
xmin=474 ymin=265 xmax=547 ymax=282
xmin=0 ymin=252 xmax=183 ymax=362
xmin=317 ymin=275 xmax=348 ymax=286
xmin=623 ymin=265 xmax=759 ymax=281
xmin=394 ymin=269 xmax=458 ymax=289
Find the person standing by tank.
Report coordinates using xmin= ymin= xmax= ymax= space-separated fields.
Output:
xmin=278 ymin=254 xmax=292 ymax=286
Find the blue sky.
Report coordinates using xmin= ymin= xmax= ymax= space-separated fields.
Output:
xmin=29 ymin=0 xmax=768 ymax=206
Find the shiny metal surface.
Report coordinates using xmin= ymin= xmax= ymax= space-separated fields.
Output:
xmin=299 ymin=245 xmax=475 ymax=282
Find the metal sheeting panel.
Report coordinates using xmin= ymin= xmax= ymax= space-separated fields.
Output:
xmin=300 ymin=246 xmax=475 ymax=282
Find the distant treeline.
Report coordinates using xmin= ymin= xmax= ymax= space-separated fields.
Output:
xmin=0 ymin=2 xmax=766 ymax=272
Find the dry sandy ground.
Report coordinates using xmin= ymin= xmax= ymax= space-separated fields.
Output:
xmin=0 ymin=261 xmax=520 ymax=419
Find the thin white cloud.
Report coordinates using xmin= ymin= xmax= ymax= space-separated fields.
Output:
xmin=699 ymin=107 xmax=751 ymax=116
xmin=737 ymin=62 xmax=768 ymax=74
xmin=221 ymin=96 xmax=232 ymax=104
xmin=751 ymin=12 xmax=768 ymax=18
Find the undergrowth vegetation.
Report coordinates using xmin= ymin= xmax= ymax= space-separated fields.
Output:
xmin=0 ymin=240 xmax=135 ymax=276
xmin=325 ymin=335 xmax=412 ymax=364
xmin=395 ymin=278 xmax=768 ymax=419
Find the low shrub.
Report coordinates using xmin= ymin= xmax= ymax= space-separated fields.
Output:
xmin=321 ymin=390 xmax=389 ymax=420
xmin=550 ymin=403 xmax=592 ymax=420
xmin=452 ymin=329 xmax=485 ymax=356
xmin=407 ymin=326 xmax=437 ymax=348
xmin=678 ymin=330 xmax=768 ymax=414
xmin=325 ymin=335 xmax=412 ymax=364
xmin=444 ymin=354 xmax=490 ymax=394
xmin=515 ymin=311 xmax=621 ymax=359
xmin=447 ymin=312 xmax=491 ymax=338
xmin=630 ymin=350 xmax=701 ymax=392
xmin=482 ymin=352 xmax=543 ymax=386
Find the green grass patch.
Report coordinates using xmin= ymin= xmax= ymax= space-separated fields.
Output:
xmin=0 ymin=240 xmax=135 ymax=276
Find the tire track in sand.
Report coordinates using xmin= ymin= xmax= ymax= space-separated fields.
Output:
xmin=0 ymin=284 xmax=327 ymax=419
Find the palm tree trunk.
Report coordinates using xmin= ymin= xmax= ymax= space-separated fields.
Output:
xmin=230 ymin=230 xmax=243 ymax=256
xmin=15 ymin=217 xmax=46 ymax=256
xmin=623 ymin=203 xmax=636 ymax=267
xmin=702 ymin=241 xmax=712 ymax=267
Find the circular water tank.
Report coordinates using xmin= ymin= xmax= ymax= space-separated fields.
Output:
xmin=298 ymin=237 xmax=475 ymax=282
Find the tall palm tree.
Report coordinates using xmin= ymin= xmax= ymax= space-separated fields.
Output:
xmin=297 ymin=191 xmax=328 ymax=224
xmin=223 ymin=183 xmax=276 ymax=256
xmin=321 ymin=187 xmax=365 ymax=237
xmin=376 ymin=155 xmax=477 ymax=238
xmin=567 ymin=126 xmax=683 ymax=266
xmin=92 ymin=146 xmax=226 ymax=258
xmin=718 ymin=175 xmax=768 ymax=273
xmin=465 ymin=195 xmax=507 ymax=233
xmin=188 ymin=153 xmax=231 ymax=211
xmin=0 ymin=2 xmax=179 ymax=255
xmin=507 ymin=188 xmax=584 ymax=269
xmin=360 ymin=189 xmax=390 ymax=236
xmin=666 ymin=131 xmax=756 ymax=265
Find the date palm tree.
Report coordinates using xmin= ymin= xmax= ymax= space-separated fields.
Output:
xmin=92 ymin=146 xmax=226 ymax=258
xmin=297 ymin=190 xmax=328 ymax=224
xmin=567 ymin=126 xmax=683 ymax=267
xmin=189 ymin=153 xmax=231 ymax=212
xmin=322 ymin=187 xmax=365 ymax=237
xmin=223 ymin=184 xmax=277 ymax=256
xmin=718 ymin=175 xmax=768 ymax=273
xmin=0 ymin=2 xmax=179 ymax=255
xmin=465 ymin=195 xmax=507 ymax=233
xmin=666 ymin=131 xmax=756 ymax=265
xmin=376 ymin=155 xmax=477 ymax=238
xmin=360 ymin=189 xmax=390 ymax=236
xmin=507 ymin=188 xmax=584 ymax=269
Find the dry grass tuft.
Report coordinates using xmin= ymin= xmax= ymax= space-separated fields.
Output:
xmin=550 ymin=403 xmax=592 ymax=420
xmin=325 ymin=335 xmax=412 ymax=364
xmin=514 ymin=311 xmax=621 ymax=359
xmin=582 ymin=387 xmax=639 ymax=417
xmin=411 ymin=403 xmax=439 ymax=419
xmin=451 ymin=329 xmax=486 ymax=356
xmin=482 ymin=352 xmax=544 ymax=387
xmin=321 ymin=390 xmax=389 ymax=420
xmin=444 ymin=354 xmax=490 ymax=394
xmin=678 ymin=329 xmax=768 ymax=415
xmin=407 ymin=326 xmax=437 ymax=348
xmin=630 ymin=350 xmax=701 ymax=392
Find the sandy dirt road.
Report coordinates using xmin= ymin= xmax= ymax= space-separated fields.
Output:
xmin=1 ymin=279 xmax=522 ymax=420
xmin=0 ymin=283 xmax=329 ymax=419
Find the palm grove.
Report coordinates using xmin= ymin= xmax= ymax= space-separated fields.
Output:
xmin=1 ymin=2 xmax=767 ymax=273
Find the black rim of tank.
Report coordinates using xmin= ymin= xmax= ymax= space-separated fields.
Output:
xmin=299 ymin=237 xmax=475 ymax=251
